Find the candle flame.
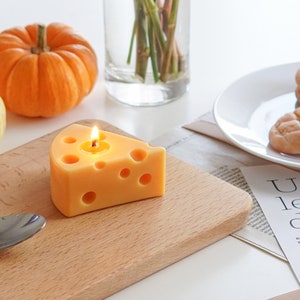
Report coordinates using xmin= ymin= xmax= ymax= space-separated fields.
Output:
xmin=91 ymin=125 xmax=99 ymax=147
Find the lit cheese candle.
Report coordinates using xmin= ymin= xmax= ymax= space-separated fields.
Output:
xmin=50 ymin=124 xmax=166 ymax=217
xmin=80 ymin=126 xmax=110 ymax=154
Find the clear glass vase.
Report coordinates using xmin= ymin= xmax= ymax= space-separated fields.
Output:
xmin=103 ymin=0 xmax=190 ymax=106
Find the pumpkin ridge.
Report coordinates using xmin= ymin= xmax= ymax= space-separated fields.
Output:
xmin=2 ymin=27 xmax=33 ymax=44
xmin=25 ymin=24 xmax=39 ymax=45
xmin=54 ymin=45 xmax=97 ymax=91
xmin=54 ymin=43 xmax=97 ymax=59
xmin=46 ymin=23 xmax=73 ymax=43
xmin=54 ymin=45 xmax=97 ymax=87
xmin=54 ymin=49 xmax=91 ymax=98
xmin=0 ymin=49 xmax=28 ymax=104
xmin=6 ymin=54 xmax=39 ymax=116
xmin=38 ymin=51 xmax=79 ymax=116
xmin=48 ymin=31 xmax=94 ymax=52
xmin=0 ymin=34 xmax=30 ymax=51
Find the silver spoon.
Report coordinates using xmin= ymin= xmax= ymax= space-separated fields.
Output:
xmin=0 ymin=213 xmax=46 ymax=249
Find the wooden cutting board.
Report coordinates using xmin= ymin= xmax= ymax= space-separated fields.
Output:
xmin=0 ymin=120 xmax=252 ymax=299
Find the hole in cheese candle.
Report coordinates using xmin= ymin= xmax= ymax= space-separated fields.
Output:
xmin=120 ymin=168 xmax=130 ymax=178
xmin=82 ymin=191 xmax=96 ymax=204
xmin=50 ymin=124 xmax=166 ymax=217
xmin=63 ymin=136 xmax=77 ymax=144
xmin=139 ymin=173 xmax=152 ymax=185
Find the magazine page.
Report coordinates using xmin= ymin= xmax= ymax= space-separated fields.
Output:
xmin=241 ymin=165 xmax=300 ymax=282
xmin=152 ymin=114 xmax=286 ymax=260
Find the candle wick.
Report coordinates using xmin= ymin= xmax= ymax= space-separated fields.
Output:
xmin=92 ymin=140 xmax=97 ymax=147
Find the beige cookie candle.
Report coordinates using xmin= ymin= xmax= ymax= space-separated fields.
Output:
xmin=50 ymin=124 xmax=166 ymax=217
xmin=269 ymin=108 xmax=300 ymax=154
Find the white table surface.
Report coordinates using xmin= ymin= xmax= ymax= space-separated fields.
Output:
xmin=1 ymin=0 xmax=300 ymax=299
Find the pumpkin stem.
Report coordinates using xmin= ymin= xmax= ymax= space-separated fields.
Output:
xmin=31 ymin=24 xmax=50 ymax=54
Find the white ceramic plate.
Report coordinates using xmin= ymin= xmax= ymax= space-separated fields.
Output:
xmin=214 ymin=62 xmax=300 ymax=169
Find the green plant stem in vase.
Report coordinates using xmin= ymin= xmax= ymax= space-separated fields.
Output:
xmin=128 ymin=0 xmax=185 ymax=83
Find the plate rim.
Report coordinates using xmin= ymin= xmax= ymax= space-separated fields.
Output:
xmin=213 ymin=62 xmax=300 ymax=169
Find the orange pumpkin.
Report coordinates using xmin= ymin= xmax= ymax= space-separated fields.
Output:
xmin=0 ymin=23 xmax=98 ymax=117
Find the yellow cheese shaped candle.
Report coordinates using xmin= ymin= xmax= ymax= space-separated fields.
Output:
xmin=50 ymin=124 xmax=166 ymax=217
